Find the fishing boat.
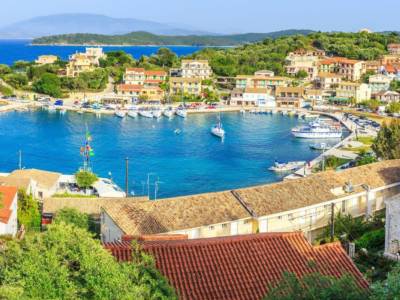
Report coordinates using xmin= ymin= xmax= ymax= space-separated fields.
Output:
xmin=176 ymin=109 xmax=187 ymax=118
xmin=211 ymin=115 xmax=225 ymax=138
xmin=309 ymin=142 xmax=332 ymax=150
xmin=127 ymin=110 xmax=138 ymax=118
xmin=163 ymin=109 xmax=175 ymax=118
xmin=153 ymin=110 xmax=162 ymax=119
xmin=115 ymin=110 xmax=126 ymax=118
xmin=291 ymin=119 xmax=342 ymax=139
xmin=268 ymin=161 xmax=306 ymax=172
xmin=139 ymin=110 xmax=153 ymax=118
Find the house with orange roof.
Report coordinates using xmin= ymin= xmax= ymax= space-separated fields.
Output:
xmin=388 ymin=43 xmax=400 ymax=55
xmin=104 ymin=232 xmax=368 ymax=300
xmin=318 ymin=57 xmax=366 ymax=81
xmin=285 ymin=49 xmax=324 ymax=80
xmin=0 ymin=186 xmax=18 ymax=236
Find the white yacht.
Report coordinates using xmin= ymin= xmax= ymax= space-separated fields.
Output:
xmin=127 ymin=110 xmax=138 ymax=118
xmin=176 ymin=109 xmax=187 ymax=118
xmin=268 ymin=161 xmax=306 ymax=172
xmin=211 ymin=115 xmax=225 ymax=138
xmin=139 ymin=110 xmax=153 ymax=118
xmin=309 ymin=142 xmax=332 ymax=150
xmin=163 ymin=109 xmax=175 ymax=118
xmin=152 ymin=110 xmax=162 ymax=119
xmin=291 ymin=119 xmax=342 ymax=139
xmin=115 ymin=110 xmax=126 ymax=118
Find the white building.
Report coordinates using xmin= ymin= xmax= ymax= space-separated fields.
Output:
xmin=230 ymin=88 xmax=275 ymax=107
xmin=0 ymin=186 xmax=18 ymax=236
xmin=369 ymin=74 xmax=393 ymax=94
xmin=181 ymin=59 xmax=212 ymax=79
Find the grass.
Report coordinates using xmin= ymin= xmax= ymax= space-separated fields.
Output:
xmin=357 ymin=136 xmax=375 ymax=145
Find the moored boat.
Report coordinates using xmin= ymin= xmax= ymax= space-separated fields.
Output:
xmin=176 ymin=109 xmax=187 ymax=118
xmin=211 ymin=115 xmax=225 ymax=138
xmin=139 ymin=110 xmax=153 ymax=118
xmin=153 ymin=110 xmax=162 ymax=119
xmin=127 ymin=110 xmax=138 ymax=118
xmin=115 ymin=110 xmax=126 ymax=118
xmin=268 ymin=161 xmax=306 ymax=172
xmin=163 ymin=109 xmax=175 ymax=118
xmin=291 ymin=119 xmax=342 ymax=139
xmin=309 ymin=142 xmax=332 ymax=150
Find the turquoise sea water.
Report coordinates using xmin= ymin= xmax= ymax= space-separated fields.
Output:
xmin=0 ymin=40 xmax=203 ymax=65
xmin=0 ymin=110 xmax=343 ymax=198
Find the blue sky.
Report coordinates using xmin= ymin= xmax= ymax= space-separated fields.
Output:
xmin=1 ymin=0 xmax=399 ymax=33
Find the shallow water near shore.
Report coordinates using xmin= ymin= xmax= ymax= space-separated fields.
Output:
xmin=0 ymin=110 xmax=344 ymax=198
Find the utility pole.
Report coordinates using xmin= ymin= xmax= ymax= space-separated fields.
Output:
xmin=330 ymin=202 xmax=335 ymax=242
xmin=125 ymin=157 xmax=129 ymax=198
xmin=18 ymin=150 xmax=22 ymax=170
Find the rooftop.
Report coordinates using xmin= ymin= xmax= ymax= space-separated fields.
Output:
xmin=101 ymin=160 xmax=400 ymax=236
xmin=0 ymin=186 xmax=18 ymax=223
xmin=104 ymin=232 xmax=368 ymax=300
xmin=7 ymin=169 xmax=61 ymax=190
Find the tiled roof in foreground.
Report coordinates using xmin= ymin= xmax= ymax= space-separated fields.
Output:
xmin=104 ymin=232 xmax=368 ymax=300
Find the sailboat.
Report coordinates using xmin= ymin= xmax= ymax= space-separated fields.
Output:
xmin=211 ymin=114 xmax=225 ymax=138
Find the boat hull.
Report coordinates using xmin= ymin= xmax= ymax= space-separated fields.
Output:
xmin=176 ymin=110 xmax=187 ymax=118
xmin=139 ymin=111 xmax=153 ymax=118
xmin=292 ymin=131 xmax=342 ymax=139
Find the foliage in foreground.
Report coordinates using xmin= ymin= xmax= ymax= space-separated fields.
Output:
xmin=370 ymin=263 xmax=400 ymax=299
xmin=17 ymin=189 xmax=40 ymax=231
xmin=0 ymin=223 xmax=176 ymax=299
xmin=53 ymin=208 xmax=90 ymax=231
xmin=372 ymin=120 xmax=400 ymax=159
xmin=264 ymin=271 xmax=367 ymax=300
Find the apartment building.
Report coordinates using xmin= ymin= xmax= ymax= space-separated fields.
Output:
xmin=181 ymin=59 xmax=212 ymax=79
xmin=316 ymin=72 xmax=342 ymax=90
xmin=285 ymin=49 xmax=324 ymax=80
xmin=235 ymin=75 xmax=290 ymax=89
xmin=123 ymin=68 xmax=167 ymax=85
xmin=368 ymin=74 xmax=393 ymax=93
xmin=275 ymin=86 xmax=305 ymax=109
xmin=388 ymin=43 xmax=400 ymax=55
xmin=318 ymin=57 xmax=366 ymax=81
xmin=66 ymin=48 xmax=105 ymax=77
xmin=229 ymin=87 xmax=275 ymax=107
xmin=336 ymin=82 xmax=371 ymax=102
xmin=169 ymin=77 xmax=202 ymax=96
xmin=35 ymin=55 xmax=58 ymax=65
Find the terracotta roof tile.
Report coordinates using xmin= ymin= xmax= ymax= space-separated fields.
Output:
xmin=104 ymin=232 xmax=368 ymax=300
xmin=145 ymin=70 xmax=167 ymax=76
xmin=0 ymin=186 xmax=17 ymax=223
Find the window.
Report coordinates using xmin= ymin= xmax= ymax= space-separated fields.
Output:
xmin=208 ymin=225 xmax=215 ymax=231
xmin=243 ymin=219 xmax=251 ymax=225
xmin=342 ymin=200 xmax=346 ymax=213
xmin=221 ymin=223 xmax=228 ymax=229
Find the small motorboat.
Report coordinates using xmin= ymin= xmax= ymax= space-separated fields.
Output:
xmin=176 ymin=109 xmax=187 ymax=118
xmin=128 ymin=110 xmax=138 ymax=118
xmin=139 ymin=110 xmax=153 ymax=118
xmin=309 ymin=143 xmax=332 ymax=150
xmin=174 ymin=129 xmax=181 ymax=135
xmin=211 ymin=115 xmax=225 ymax=138
xmin=115 ymin=110 xmax=126 ymax=118
xmin=268 ymin=161 xmax=306 ymax=172
xmin=163 ymin=109 xmax=175 ymax=118
xmin=153 ymin=110 xmax=162 ymax=118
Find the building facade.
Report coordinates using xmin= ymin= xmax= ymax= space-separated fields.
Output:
xmin=388 ymin=44 xmax=400 ymax=55
xmin=35 ymin=55 xmax=58 ymax=65
xmin=368 ymin=74 xmax=393 ymax=93
xmin=318 ymin=57 xmax=366 ymax=81
xmin=169 ymin=77 xmax=202 ymax=96
xmin=336 ymin=82 xmax=371 ymax=102
xmin=181 ymin=59 xmax=212 ymax=79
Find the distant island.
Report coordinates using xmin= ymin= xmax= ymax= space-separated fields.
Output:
xmin=31 ymin=30 xmax=314 ymax=46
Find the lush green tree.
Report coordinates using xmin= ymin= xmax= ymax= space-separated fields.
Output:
xmin=390 ymin=80 xmax=400 ymax=92
xmin=361 ymin=70 xmax=376 ymax=84
xmin=17 ymin=189 xmax=40 ymax=231
xmin=295 ymin=70 xmax=308 ymax=79
xmin=32 ymin=73 xmax=62 ymax=97
xmin=77 ymin=69 xmax=108 ymax=91
xmin=360 ymin=99 xmax=381 ymax=111
xmin=3 ymin=73 xmax=28 ymax=89
xmin=99 ymin=51 xmax=135 ymax=68
xmin=386 ymin=102 xmax=400 ymax=114
xmin=150 ymin=48 xmax=178 ymax=68
xmin=0 ymin=223 xmax=176 ymax=299
xmin=371 ymin=263 xmax=400 ymax=299
xmin=27 ymin=64 xmax=59 ymax=80
xmin=75 ymin=171 xmax=98 ymax=189
xmin=264 ymin=271 xmax=367 ymax=300
xmin=54 ymin=208 xmax=90 ymax=230
xmin=372 ymin=120 xmax=400 ymax=159
xmin=11 ymin=60 xmax=32 ymax=71
xmin=0 ymin=64 xmax=12 ymax=76
xmin=0 ymin=84 xmax=13 ymax=97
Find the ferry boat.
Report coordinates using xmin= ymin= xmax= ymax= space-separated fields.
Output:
xmin=176 ymin=109 xmax=187 ymax=118
xmin=127 ymin=110 xmax=138 ymax=118
xmin=291 ymin=119 xmax=342 ymax=139
xmin=115 ymin=110 xmax=126 ymax=118
xmin=139 ymin=110 xmax=153 ymax=118
xmin=211 ymin=115 xmax=225 ymax=138
xmin=268 ymin=161 xmax=306 ymax=172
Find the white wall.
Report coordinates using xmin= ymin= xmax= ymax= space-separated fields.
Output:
xmin=101 ymin=211 xmax=124 ymax=243
xmin=0 ymin=193 xmax=18 ymax=236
